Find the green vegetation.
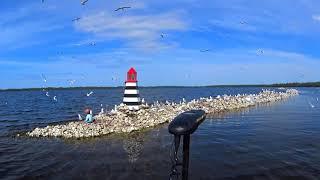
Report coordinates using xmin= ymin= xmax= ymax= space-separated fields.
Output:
xmin=1 ymin=82 xmax=319 ymax=91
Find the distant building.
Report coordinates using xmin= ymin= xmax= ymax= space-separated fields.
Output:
xmin=123 ymin=67 xmax=141 ymax=110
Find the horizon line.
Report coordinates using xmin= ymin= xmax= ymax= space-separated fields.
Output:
xmin=1 ymin=82 xmax=319 ymax=91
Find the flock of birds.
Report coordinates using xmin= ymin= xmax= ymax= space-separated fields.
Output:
xmin=34 ymin=0 xmax=317 ymax=111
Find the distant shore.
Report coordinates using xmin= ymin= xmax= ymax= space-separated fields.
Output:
xmin=1 ymin=82 xmax=320 ymax=91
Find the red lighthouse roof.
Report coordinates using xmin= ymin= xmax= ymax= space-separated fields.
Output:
xmin=126 ymin=67 xmax=137 ymax=82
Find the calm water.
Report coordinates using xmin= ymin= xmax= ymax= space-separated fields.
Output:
xmin=0 ymin=87 xmax=320 ymax=180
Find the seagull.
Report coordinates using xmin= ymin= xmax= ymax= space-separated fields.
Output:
xmin=41 ymin=74 xmax=47 ymax=83
xmin=72 ymin=17 xmax=81 ymax=22
xmin=257 ymin=49 xmax=264 ymax=54
xmin=86 ymin=91 xmax=94 ymax=97
xmin=46 ymin=92 xmax=50 ymax=97
xmin=53 ymin=96 xmax=57 ymax=101
xmin=240 ymin=21 xmax=247 ymax=25
xmin=99 ymin=108 xmax=104 ymax=115
xmin=200 ymin=49 xmax=210 ymax=52
xmin=309 ymin=101 xmax=315 ymax=108
xmin=111 ymin=76 xmax=118 ymax=81
xmin=89 ymin=42 xmax=96 ymax=46
xmin=68 ymin=79 xmax=76 ymax=85
xmin=160 ymin=34 xmax=165 ymax=38
xmin=115 ymin=6 xmax=131 ymax=11
xmin=78 ymin=114 xmax=83 ymax=120
xmin=81 ymin=0 xmax=88 ymax=5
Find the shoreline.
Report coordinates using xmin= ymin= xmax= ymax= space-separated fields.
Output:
xmin=2 ymin=82 xmax=320 ymax=91
xmin=26 ymin=89 xmax=299 ymax=138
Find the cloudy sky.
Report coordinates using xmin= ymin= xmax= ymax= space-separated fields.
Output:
xmin=1 ymin=0 xmax=320 ymax=88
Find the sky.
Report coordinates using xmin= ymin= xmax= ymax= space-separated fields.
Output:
xmin=1 ymin=0 xmax=320 ymax=88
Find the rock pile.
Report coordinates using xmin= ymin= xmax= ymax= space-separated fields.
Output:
xmin=27 ymin=89 xmax=299 ymax=138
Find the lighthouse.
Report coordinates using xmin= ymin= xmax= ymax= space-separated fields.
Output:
xmin=123 ymin=67 xmax=141 ymax=110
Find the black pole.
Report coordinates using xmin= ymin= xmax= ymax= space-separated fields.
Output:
xmin=182 ymin=134 xmax=190 ymax=180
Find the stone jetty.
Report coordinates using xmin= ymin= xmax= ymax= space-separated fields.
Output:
xmin=27 ymin=89 xmax=299 ymax=138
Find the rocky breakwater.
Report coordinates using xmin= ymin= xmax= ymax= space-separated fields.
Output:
xmin=27 ymin=89 xmax=299 ymax=138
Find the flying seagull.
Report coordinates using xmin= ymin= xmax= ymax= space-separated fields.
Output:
xmin=86 ymin=91 xmax=94 ymax=97
xmin=115 ymin=6 xmax=131 ymax=11
xmin=89 ymin=42 xmax=96 ymax=46
xmin=257 ymin=49 xmax=264 ymax=54
xmin=240 ymin=21 xmax=247 ymax=25
xmin=81 ymin=0 xmax=88 ymax=5
xmin=309 ymin=101 xmax=315 ymax=108
xmin=72 ymin=17 xmax=81 ymax=22
xmin=200 ymin=49 xmax=210 ymax=52
xmin=41 ymin=74 xmax=47 ymax=83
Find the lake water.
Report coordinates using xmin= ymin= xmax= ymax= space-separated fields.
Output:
xmin=0 ymin=87 xmax=320 ymax=180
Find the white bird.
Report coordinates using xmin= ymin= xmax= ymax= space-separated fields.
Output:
xmin=46 ymin=92 xmax=50 ymax=97
xmin=257 ymin=49 xmax=264 ymax=55
xmin=115 ymin=6 xmax=131 ymax=11
xmin=99 ymin=108 xmax=104 ymax=115
xmin=309 ymin=102 xmax=315 ymax=108
xmin=68 ymin=79 xmax=76 ymax=86
xmin=240 ymin=21 xmax=247 ymax=25
xmin=182 ymin=98 xmax=186 ymax=103
xmin=245 ymin=96 xmax=252 ymax=102
xmin=53 ymin=96 xmax=57 ymax=101
xmin=81 ymin=0 xmax=88 ymax=5
xmin=41 ymin=74 xmax=47 ymax=83
xmin=141 ymin=98 xmax=145 ymax=104
xmin=72 ymin=17 xmax=81 ymax=22
xmin=200 ymin=49 xmax=210 ymax=52
xmin=86 ymin=91 xmax=94 ymax=97
xmin=78 ymin=114 xmax=83 ymax=120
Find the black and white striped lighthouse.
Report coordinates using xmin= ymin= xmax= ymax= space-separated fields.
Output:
xmin=123 ymin=67 xmax=141 ymax=110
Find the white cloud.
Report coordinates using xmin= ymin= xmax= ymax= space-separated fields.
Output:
xmin=74 ymin=11 xmax=187 ymax=50
xmin=312 ymin=15 xmax=320 ymax=21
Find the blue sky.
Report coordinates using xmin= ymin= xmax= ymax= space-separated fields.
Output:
xmin=1 ymin=0 xmax=320 ymax=88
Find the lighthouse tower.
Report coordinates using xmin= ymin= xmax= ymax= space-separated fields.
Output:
xmin=123 ymin=67 xmax=141 ymax=110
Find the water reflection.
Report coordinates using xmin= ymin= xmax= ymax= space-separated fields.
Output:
xmin=123 ymin=133 xmax=145 ymax=163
